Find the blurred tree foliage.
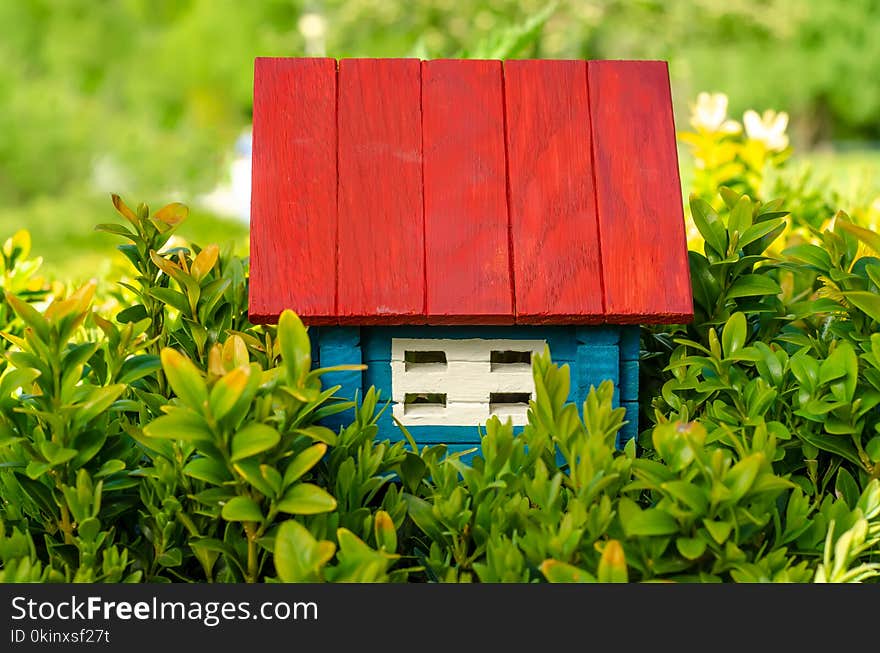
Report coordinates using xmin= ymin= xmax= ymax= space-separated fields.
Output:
xmin=0 ymin=0 xmax=878 ymax=208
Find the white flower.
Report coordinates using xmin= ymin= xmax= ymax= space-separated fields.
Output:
xmin=298 ymin=13 xmax=327 ymax=40
xmin=743 ymin=109 xmax=790 ymax=151
xmin=298 ymin=12 xmax=327 ymax=56
xmin=690 ymin=92 xmax=741 ymax=134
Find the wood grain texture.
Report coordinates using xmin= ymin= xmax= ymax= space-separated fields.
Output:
xmin=249 ymin=57 xmax=338 ymax=324
xmin=422 ymin=60 xmax=512 ymax=323
xmin=503 ymin=59 xmax=604 ymax=324
xmin=589 ymin=60 xmax=693 ymax=323
xmin=337 ymin=58 xmax=425 ymax=323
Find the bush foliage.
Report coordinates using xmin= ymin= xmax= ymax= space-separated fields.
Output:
xmin=2 ymin=100 xmax=880 ymax=583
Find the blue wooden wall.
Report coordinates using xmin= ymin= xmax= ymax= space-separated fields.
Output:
xmin=313 ymin=324 xmax=640 ymax=449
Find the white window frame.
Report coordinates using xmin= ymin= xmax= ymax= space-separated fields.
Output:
xmin=390 ymin=338 xmax=546 ymax=426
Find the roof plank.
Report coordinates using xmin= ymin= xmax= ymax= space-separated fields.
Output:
xmin=589 ymin=60 xmax=693 ymax=323
xmin=422 ymin=60 xmax=513 ymax=324
xmin=503 ymin=60 xmax=605 ymax=323
xmin=249 ymin=57 xmax=338 ymax=324
xmin=337 ymin=58 xmax=426 ymax=323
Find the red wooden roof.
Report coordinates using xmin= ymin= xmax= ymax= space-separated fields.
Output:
xmin=248 ymin=58 xmax=693 ymax=326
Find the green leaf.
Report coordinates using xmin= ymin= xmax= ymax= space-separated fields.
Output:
xmin=221 ymin=496 xmax=263 ymax=522
xmin=148 ymin=287 xmax=190 ymax=315
xmin=274 ymin=519 xmax=336 ymax=582
xmin=782 ymin=244 xmax=832 ymax=271
xmin=117 ymin=355 xmax=162 ymax=384
xmin=276 ymin=483 xmax=337 ymax=515
xmin=721 ymin=312 xmax=747 ymax=358
xmin=723 ymin=453 xmax=762 ymax=501
xmin=209 ymin=366 xmax=251 ymax=422
xmin=820 ymin=341 xmax=857 ymax=403
xmin=184 ymin=457 xmax=232 ymax=485
xmin=94 ymin=222 xmax=136 ymax=239
xmin=719 ymin=187 xmax=741 ymax=210
xmin=25 ymin=461 xmax=51 ymax=479
xmin=111 ymin=194 xmax=140 ymax=228
xmin=597 ymin=540 xmax=628 ymax=583
xmin=116 ymin=304 xmax=148 ymax=324
xmin=836 ymin=468 xmax=860 ymax=507
xmin=402 ymin=493 xmax=446 ymax=544
xmin=621 ymin=507 xmax=679 ymax=537
xmin=540 ymin=559 xmax=596 ymax=583
xmin=843 ymin=291 xmax=880 ymax=323
xmin=703 ymin=519 xmax=733 ymax=545
xmin=152 ymin=202 xmax=189 ymax=228
xmin=39 ymin=441 xmax=77 ymax=465
xmin=398 ymin=451 xmax=427 ymax=494
xmin=160 ymin=348 xmax=208 ymax=412
xmin=230 ymin=423 xmax=280 ymax=462
xmin=75 ymin=384 xmax=125 ymax=426
xmin=374 ymin=510 xmax=397 ymax=553
xmin=866 ymin=436 xmax=880 ymax=463
xmin=836 ymin=219 xmax=880 ymax=255
xmin=865 ymin=263 xmax=880 ymax=290
xmin=5 ymin=292 xmax=49 ymax=342
xmin=233 ymin=460 xmax=276 ymax=497
xmin=689 ymin=196 xmax=727 ymax=256
xmin=790 ymin=351 xmax=819 ymax=392
xmin=726 ymin=274 xmax=781 ymax=299
xmin=293 ymin=426 xmax=337 ymax=446
xmin=798 ymin=431 xmax=863 ymax=467
xmin=278 ymin=310 xmax=312 ymax=386
xmin=739 ymin=218 xmax=785 ymax=248
xmin=660 ymin=480 xmax=709 ymax=514
xmin=191 ymin=244 xmax=219 ymax=282
xmin=260 ymin=465 xmax=283 ymax=496
xmin=78 ymin=517 xmax=101 ymax=541
xmin=676 ymin=537 xmax=707 ymax=560
xmin=282 ymin=444 xmax=327 ymax=487
xmin=728 ymin=195 xmax=753 ymax=235
xmin=70 ymin=429 xmax=107 ymax=469
xmin=14 ymin=472 xmax=57 ymax=516
xmin=143 ymin=408 xmax=214 ymax=442
xmin=94 ymin=459 xmax=125 ymax=478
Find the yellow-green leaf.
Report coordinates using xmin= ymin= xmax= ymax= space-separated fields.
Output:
xmin=153 ymin=202 xmax=189 ymax=227
xmin=374 ymin=510 xmax=397 ymax=553
xmin=230 ymin=423 xmax=280 ymax=461
xmin=209 ymin=366 xmax=250 ymax=422
xmin=191 ymin=244 xmax=219 ymax=282
xmin=161 ymin=348 xmax=208 ymax=412
xmin=540 ymin=559 xmax=596 ymax=583
xmin=111 ymin=193 xmax=139 ymax=228
xmin=282 ymin=444 xmax=327 ymax=487
xmin=221 ymin=496 xmax=263 ymax=522
xmin=277 ymin=483 xmax=337 ymax=515
xmin=597 ymin=540 xmax=628 ymax=583
xmin=278 ymin=310 xmax=311 ymax=385
xmin=274 ymin=519 xmax=335 ymax=582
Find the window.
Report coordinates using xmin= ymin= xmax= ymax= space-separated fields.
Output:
xmin=390 ymin=338 xmax=546 ymax=426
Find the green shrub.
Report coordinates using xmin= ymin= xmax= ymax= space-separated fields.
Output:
xmin=1 ymin=129 xmax=880 ymax=582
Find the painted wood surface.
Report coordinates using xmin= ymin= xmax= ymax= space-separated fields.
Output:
xmin=361 ymin=325 xmax=578 ymax=362
xmin=390 ymin=337 xmax=543 ymax=424
xmin=422 ymin=59 xmax=512 ymax=323
xmin=503 ymin=59 xmax=604 ymax=323
xmin=316 ymin=327 xmax=362 ymax=432
xmin=589 ymin=60 xmax=693 ymax=323
xmin=336 ymin=58 xmax=425 ymax=323
xmin=249 ymin=57 xmax=338 ymax=324
xmin=249 ymin=58 xmax=694 ymax=327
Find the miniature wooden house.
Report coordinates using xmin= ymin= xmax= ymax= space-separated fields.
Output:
xmin=248 ymin=58 xmax=692 ymax=452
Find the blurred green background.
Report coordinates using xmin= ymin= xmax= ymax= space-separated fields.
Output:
xmin=2 ymin=0 xmax=879 ymax=279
